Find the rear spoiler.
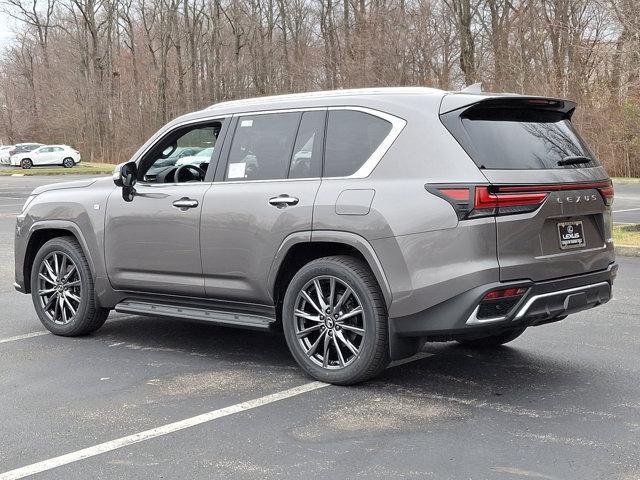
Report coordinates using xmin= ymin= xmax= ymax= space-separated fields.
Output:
xmin=440 ymin=93 xmax=576 ymax=117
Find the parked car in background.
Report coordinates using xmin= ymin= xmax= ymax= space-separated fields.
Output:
xmin=10 ymin=145 xmax=81 ymax=169
xmin=0 ymin=145 xmax=13 ymax=164
xmin=10 ymin=143 xmax=44 ymax=156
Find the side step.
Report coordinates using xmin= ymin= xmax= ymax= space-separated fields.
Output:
xmin=115 ymin=300 xmax=275 ymax=331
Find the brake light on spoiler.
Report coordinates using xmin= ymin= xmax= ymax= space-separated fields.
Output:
xmin=427 ymin=180 xmax=613 ymax=220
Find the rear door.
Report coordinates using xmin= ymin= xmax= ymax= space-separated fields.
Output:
xmin=201 ymin=109 xmax=325 ymax=305
xmin=441 ymin=97 xmax=615 ymax=282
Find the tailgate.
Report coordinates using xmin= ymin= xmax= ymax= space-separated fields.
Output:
xmin=440 ymin=96 xmax=615 ymax=282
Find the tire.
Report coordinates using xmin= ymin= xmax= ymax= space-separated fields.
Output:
xmin=30 ymin=236 xmax=109 ymax=336
xmin=21 ymin=158 xmax=33 ymax=169
xmin=282 ymin=256 xmax=389 ymax=385
xmin=62 ymin=157 xmax=75 ymax=168
xmin=456 ymin=326 xmax=527 ymax=348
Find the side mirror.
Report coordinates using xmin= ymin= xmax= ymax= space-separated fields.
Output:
xmin=113 ymin=161 xmax=138 ymax=202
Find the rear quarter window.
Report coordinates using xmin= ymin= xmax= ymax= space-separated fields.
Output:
xmin=324 ymin=110 xmax=392 ymax=177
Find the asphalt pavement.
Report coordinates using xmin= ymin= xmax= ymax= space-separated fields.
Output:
xmin=0 ymin=174 xmax=638 ymax=479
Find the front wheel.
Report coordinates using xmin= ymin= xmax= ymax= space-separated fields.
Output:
xmin=30 ymin=236 xmax=109 ymax=336
xmin=62 ymin=157 xmax=75 ymax=168
xmin=282 ymin=256 xmax=389 ymax=385
xmin=456 ymin=326 xmax=527 ymax=348
xmin=20 ymin=158 xmax=33 ymax=169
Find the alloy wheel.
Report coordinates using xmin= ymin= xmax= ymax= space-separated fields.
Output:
xmin=37 ymin=251 xmax=82 ymax=325
xmin=294 ymin=276 xmax=365 ymax=369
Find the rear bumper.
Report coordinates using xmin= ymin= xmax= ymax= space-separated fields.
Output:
xmin=388 ymin=263 xmax=617 ymax=358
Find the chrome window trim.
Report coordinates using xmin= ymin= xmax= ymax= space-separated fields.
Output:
xmin=222 ymin=106 xmax=406 ymax=183
xmin=133 ymin=105 xmax=406 ymax=185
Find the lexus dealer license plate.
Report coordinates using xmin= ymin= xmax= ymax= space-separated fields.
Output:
xmin=558 ymin=221 xmax=586 ymax=250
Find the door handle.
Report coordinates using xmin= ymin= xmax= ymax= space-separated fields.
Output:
xmin=172 ymin=197 xmax=199 ymax=210
xmin=268 ymin=195 xmax=299 ymax=208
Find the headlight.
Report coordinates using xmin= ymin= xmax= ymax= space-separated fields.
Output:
xmin=22 ymin=194 xmax=37 ymax=212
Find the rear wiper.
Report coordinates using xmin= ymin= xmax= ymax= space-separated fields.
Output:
xmin=558 ymin=155 xmax=591 ymax=166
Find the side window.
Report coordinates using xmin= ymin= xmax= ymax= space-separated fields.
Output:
xmin=289 ymin=110 xmax=325 ymax=179
xmin=39 ymin=147 xmax=50 ymax=153
xmin=141 ymin=122 xmax=222 ymax=183
xmin=225 ymin=112 xmax=300 ymax=181
xmin=324 ymin=110 xmax=392 ymax=177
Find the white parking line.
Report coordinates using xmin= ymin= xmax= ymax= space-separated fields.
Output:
xmin=613 ymin=207 xmax=640 ymax=213
xmin=0 ymin=382 xmax=328 ymax=480
xmin=0 ymin=352 xmax=433 ymax=479
xmin=0 ymin=331 xmax=49 ymax=344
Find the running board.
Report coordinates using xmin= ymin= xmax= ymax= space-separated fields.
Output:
xmin=114 ymin=300 xmax=275 ymax=331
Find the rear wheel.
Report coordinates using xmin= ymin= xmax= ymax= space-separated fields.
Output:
xmin=20 ymin=158 xmax=32 ymax=169
xmin=62 ymin=157 xmax=75 ymax=168
xmin=282 ymin=256 xmax=389 ymax=385
xmin=30 ymin=236 xmax=109 ymax=336
xmin=456 ymin=326 xmax=526 ymax=348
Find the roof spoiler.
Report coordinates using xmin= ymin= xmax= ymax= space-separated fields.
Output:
xmin=440 ymin=93 xmax=577 ymax=117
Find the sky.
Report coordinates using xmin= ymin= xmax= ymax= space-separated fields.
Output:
xmin=0 ymin=10 xmax=17 ymax=50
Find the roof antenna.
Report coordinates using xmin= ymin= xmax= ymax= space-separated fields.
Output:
xmin=460 ymin=82 xmax=483 ymax=93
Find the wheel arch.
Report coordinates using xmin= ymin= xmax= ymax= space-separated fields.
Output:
xmin=23 ymin=221 xmax=96 ymax=293
xmin=269 ymin=231 xmax=393 ymax=315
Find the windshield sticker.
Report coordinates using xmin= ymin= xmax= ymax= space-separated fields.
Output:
xmin=240 ymin=120 xmax=253 ymax=128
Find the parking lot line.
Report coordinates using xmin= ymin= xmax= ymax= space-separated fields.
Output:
xmin=0 ymin=351 xmax=432 ymax=479
xmin=0 ymin=381 xmax=329 ymax=480
xmin=613 ymin=207 xmax=640 ymax=213
xmin=0 ymin=331 xmax=49 ymax=344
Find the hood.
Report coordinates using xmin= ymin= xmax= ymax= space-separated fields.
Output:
xmin=31 ymin=177 xmax=105 ymax=195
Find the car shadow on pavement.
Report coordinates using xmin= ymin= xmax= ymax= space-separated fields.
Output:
xmin=97 ymin=313 xmax=586 ymax=399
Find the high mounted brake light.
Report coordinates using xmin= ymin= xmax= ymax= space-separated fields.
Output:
xmin=426 ymin=180 xmax=614 ymax=219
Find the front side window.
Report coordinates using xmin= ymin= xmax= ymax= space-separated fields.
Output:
xmin=324 ymin=110 xmax=392 ymax=177
xmin=225 ymin=112 xmax=300 ymax=181
xmin=141 ymin=122 xmax=222 ymax=183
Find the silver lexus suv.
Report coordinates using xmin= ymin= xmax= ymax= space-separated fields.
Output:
xmin=14 ymin=88 xmax=617 ymax=384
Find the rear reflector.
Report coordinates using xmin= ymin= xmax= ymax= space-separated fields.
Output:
xmin=482 ymin=287 xmax=527 ymax=301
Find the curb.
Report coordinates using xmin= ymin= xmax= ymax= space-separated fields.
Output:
xmin=615 ymin=244 xmax=640 ymax=257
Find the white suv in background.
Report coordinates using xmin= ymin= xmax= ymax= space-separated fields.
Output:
xmin=11 ymin=145 xmax=81 ymax=169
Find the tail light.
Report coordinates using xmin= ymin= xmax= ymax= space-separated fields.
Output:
xmin=427 ymin=180 xmax=614 ymax=219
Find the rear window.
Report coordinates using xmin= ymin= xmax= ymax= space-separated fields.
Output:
xmin=448 ymin=107 xmax=599 ymax=170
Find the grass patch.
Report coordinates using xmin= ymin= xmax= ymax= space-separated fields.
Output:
xmin=611 ymin=177 xmax=640 ymax=184
xmin=0 ymin=162 xmax=114 ymax=176
xmin=613 ymin=224 xmax=640 ymax=247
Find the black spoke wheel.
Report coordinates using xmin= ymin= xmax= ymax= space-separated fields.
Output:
xmin=20 ymin=158 xmax=32 ymax=169
xmin=31 ymin=236 xmax=109 ymax=336
xmin=283 ymin=256 xmax=389 ymax=385
xmin=62 ymin=157 xmax=75 ymax=168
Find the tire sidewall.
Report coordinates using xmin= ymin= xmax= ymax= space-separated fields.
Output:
xmin=21 ymin=159 xmax=32 ymax=169
xmin=63 ymin=158 xmax=74 ymax=168
xmin=30 ymin=238 xmax=92 ymax=335
xmin=282 ymin=259 xmax=385 ymax=384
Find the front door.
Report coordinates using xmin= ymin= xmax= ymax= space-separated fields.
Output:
xmin=104 ymin=119 xmax=226 ymax=297
xmin=201 ymin=110 xmax=326 ymax=305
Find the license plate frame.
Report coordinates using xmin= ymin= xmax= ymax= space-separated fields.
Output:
xmin=557 ymin=220 xmax=586 ymax=250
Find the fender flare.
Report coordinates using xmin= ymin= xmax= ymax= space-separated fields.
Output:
xmin=26 ymin=220 xmax=97 ymax=280
xmin=267 ymin=230 xmax=393 ymax=308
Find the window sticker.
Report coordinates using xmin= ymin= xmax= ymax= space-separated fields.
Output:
xmin=240 ymin=119 xmax=253 ymax=128
xmin=228 ymin=162 xmax=246 ymax=179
